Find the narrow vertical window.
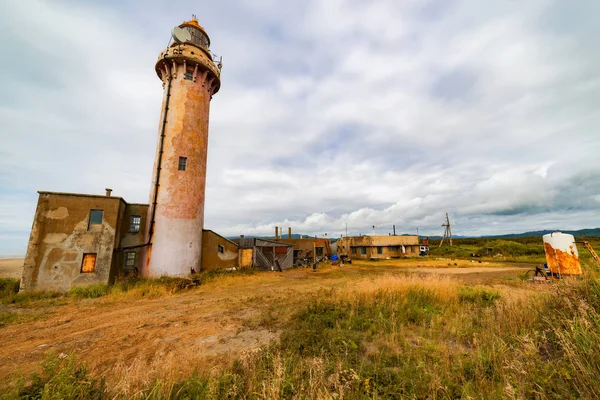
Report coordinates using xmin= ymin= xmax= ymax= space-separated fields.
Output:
xmin=218 ymin=244 xmax=224 ymax=254
xmin=125 ymin=251 xmax=136 ymax=268
xmin=129 ymin=215 xmax=141 ymax=233
xmin=81 ymin=253 xmax=97 ymax=273
xmin=89 ymin=210 xmax=103 ymax=228
xmin=178 ymin=157 xmax=187 ymax=171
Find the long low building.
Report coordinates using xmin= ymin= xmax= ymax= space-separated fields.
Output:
xmin=337 ymin=235 xmax=421 ymax=260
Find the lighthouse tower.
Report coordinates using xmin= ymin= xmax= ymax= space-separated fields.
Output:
xmin=143 ymin=17 xmax=221 ymax=277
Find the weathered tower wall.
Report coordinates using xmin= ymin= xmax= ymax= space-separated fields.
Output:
xmin=143 ymin=18 xmax=221 ymax=277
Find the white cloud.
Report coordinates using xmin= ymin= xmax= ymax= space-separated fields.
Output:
xmin=1 ymin=0 xmax=599 ymax=256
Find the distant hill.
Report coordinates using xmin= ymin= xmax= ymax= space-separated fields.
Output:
xmin=485 ymin=228 xmax=600 ymax=239
xmin=228 ymin=228 xmax=600 ymax=241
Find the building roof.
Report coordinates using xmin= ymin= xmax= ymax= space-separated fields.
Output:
xmin=203 ymin=229 xmax=239 ymax=247
xmin=37 ymin=191 xmax=148 ymax=207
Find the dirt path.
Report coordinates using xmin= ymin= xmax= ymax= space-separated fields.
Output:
xmin=0 ymin=262 xmax=528 ymax=389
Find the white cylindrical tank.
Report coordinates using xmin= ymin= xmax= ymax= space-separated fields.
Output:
xmin=543 ymin=232 xmax=581 ymax=275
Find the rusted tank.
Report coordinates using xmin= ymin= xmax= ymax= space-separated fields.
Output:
xmin=543 ymin=232 xmax=581 ymax=276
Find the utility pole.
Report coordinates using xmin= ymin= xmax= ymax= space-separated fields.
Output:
xmin=439 ymin=213 xmax=453 ymax=247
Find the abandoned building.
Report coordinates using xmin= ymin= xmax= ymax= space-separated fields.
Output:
xmin=237 ymin=238 xmax=294 ymax=271
xmin=20 ymin=17 xmax=231 ymax=291
xmin=337 ymin=235 xmax=421 ymax=260
xmin=20 ymin=191 xmax=243 ymax=291
xmin=142 ymin=16 xmax=223 ymax=277
xmin=271 ymin=227 xmax=332 ymax=264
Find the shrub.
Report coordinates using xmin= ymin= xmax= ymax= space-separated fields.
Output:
xmin=458 ymin=286 xmax=500 ymax=307
xmin=11 ymin=353 xmax=105 ymax=399
xmin=68 ymin=284 xmax=111 ymax=299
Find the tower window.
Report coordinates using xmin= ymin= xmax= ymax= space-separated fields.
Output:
xmin=81 ymin=253 xmax=97 ymax=273
xmin=178 ymin=157 xmax=187 ymax=171
xmin=184 ymin=71 xmax=193 ymax=80
xmin=218 ymin=244 xmax=224 ymax=254
xmin=125 ymin=251 xmax=136 ymax=268
xmin=89 ymin=210 xmax=103 ymax=228
xmin=130 ymin=215 xmax=141 ymax=233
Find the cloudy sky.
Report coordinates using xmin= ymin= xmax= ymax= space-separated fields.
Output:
xmin=1 ymin=0 xmax=599 ymax=256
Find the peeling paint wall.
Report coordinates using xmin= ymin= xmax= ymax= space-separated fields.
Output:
xmin=113 ymin=203 xmax=149 ymax=277
xmin=20 ymin=193 xmax=148 ymax=292
xmin=201 ymin=230 xmax=238 ymax=271
xmin=143 ymin=38 xmax=220 ymax=277
xmin=21 ymin=193 xmax=121 ymax=291
xmin=238 ymin=248 xmax=253 ymax=268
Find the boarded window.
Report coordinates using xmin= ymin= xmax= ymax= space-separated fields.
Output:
xmin=184 ymin=71 xmax=193 ymax=80
xmin=125 ymin=251 xmax=136 ymax=268
xmin=130 ymin=215 xmax=141 ymax=233
xmin=218 ymin=244 xmax=224 ymax=254
xmin=178 ymin=157 xmax=187 ymax=171
xmin=89 ymin=210 xmax=103 ymax=227
xmin=81 ymin=253 xmax=97 ymax=273
xmin=275 ymin=246 xmax=288 ymax=254
xmin=377 ymin=246 xmax=384 ymax=255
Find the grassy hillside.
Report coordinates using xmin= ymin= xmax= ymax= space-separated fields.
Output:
xmin=428 ymin=236 xmax=600 ymax=264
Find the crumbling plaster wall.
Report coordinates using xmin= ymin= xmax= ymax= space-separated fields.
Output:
xmin=200 ymin=230 xmax=238 ymax=272
xmin=20 ymin=193 xmax=122 ymax=292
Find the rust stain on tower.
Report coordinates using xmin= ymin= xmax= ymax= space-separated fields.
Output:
xmin=142 ymin=17 xmax=222 ymax=277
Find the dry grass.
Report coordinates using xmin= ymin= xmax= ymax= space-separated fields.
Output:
xmin=4 ymin=261 xmax=599 ymax=399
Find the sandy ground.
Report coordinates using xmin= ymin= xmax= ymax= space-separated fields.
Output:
xmin=0 ymin=258 xmax=23 ymax=278
xmin=0 ymin=260 xmax=530 ymax=389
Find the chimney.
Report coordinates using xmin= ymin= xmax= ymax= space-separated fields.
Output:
xmin=275 ymin=227 xmax=279 ymax=240
xmin=288 ymin=227 xmax=292 ymax=239
xmin=393 ymin=225 xmax=396 ymax=236
xmin=105 ymin=188 xmax=113 ymax=197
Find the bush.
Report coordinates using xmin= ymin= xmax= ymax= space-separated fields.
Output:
xmin=68 ymin=284 xmax=111 ymax=299
xmin=11 ymin=353 xmax=105 ymax=399
xmin=458 ymin=286 xmax=501 ymax=307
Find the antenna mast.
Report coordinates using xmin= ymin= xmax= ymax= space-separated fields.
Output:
xmin=439 ymin=212 xmax=453 ymax=247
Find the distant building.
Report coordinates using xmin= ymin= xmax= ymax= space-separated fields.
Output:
xmin=21 ymin=191 xmax=241 ymax=292
xmin=237 ymin=238 xmax=294 ymax=271
xmin=337 ymin=235 xmax=421 ymax=260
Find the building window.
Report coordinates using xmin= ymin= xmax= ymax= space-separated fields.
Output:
xmin=184 ymin=71 xmax=193 ymax=80
xmin=377 ymin=246 xmax=384 ymax=255
xmin=81 ymin=253 xmax=97 ymax=273
xmin=316 ymin=247 xmax=323 ymax=257
xmin=89 ymin=210 xmax=103 ymax=228
xmin=359 ymin=247 xmax=366 ymax=255
xmin=178 ymin=157 xmax=187 ymax=171
xmin=218 ymin=244 xmax=224 ymax=254
xmin=125 ymin=251 xmax=136 ymax=268
xmin=130 ymin=215 xmax=141 ymax=233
